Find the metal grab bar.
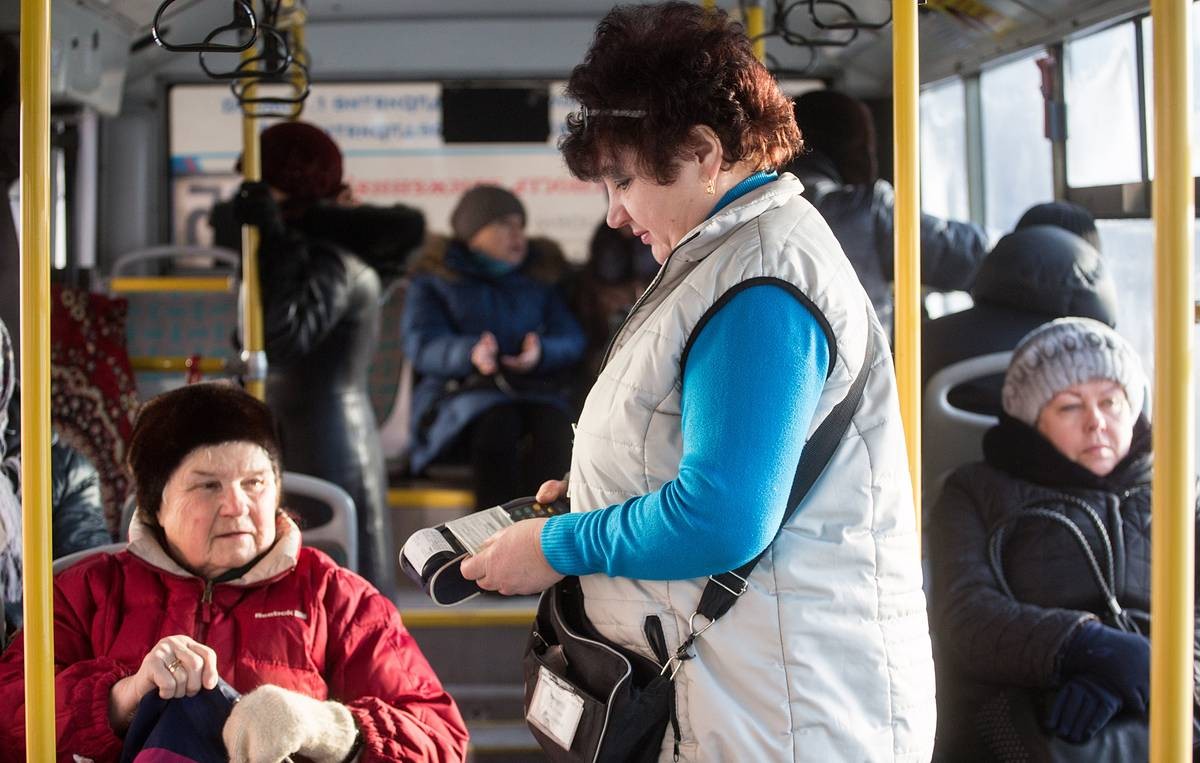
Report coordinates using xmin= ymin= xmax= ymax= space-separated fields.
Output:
xmin=152 ymin=0 xmax=259 ymax=53
xmin=109 ymin=276 xmax=236 ymax=294
xmin=199 ymin=25 xmax=292 ymax=80
xmin=129 ymin=356 xmax=231 ymax=373
xmin=110 ymin=245 xmax=240 ymax=276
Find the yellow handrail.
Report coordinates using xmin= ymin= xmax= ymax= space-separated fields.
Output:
xmin=892 ymin=0 xmax=922 ymax=526
xmin=280 ymin=0 xmax=309 ymax=120
xmin=109 ymin=276 xmax=235 ymax=293
xmin=745 ymin=0 xmax=765 ymax=62
xmin=400 ymin=608 xmax=535 ymax=629
xmin=129 ymin=356 xmax=230 ymax=373
xmin=388 ymin=487 xmax=477 ymax=510
xmin=20 ymin=0 xmax=55 ymax=758
xmin=240 ymin=38 xmax=267 ymax=401
xmin=1149 ymin=0 xmax=1196 ymax=759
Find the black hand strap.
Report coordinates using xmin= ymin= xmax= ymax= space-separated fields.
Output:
xmin=676 ymin=317 xmax=876 ymax=659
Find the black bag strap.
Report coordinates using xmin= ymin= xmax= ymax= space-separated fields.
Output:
xmin=987 ymin=494 xmax=1142 ymax=635
xmin=671 ymin=316 xmax=876 ymax=666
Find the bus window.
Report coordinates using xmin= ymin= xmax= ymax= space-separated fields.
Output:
xmin=981 ymin=49 xmax=1054 ymax=239
xmin=1141 ymin=3 xmax=1200 ymax=179
xmin=1066 ymin=22 xmax=1142 ymax=188
xmin=1094 ymin=220 xmax=1200 ymax=472
xmin=919 ymin=78 xmax=969 ymax=223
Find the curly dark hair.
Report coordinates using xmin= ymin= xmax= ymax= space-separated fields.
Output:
xmin=560 ymin=2 xmax=801 ymax=184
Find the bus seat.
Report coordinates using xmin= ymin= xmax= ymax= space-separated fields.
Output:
xmin=110 ymin=246 xmax=240 ymax=277
xmin=52 ymin=542 xmax=127 ymax=575
xmin=117 ymin=472 xmax=358 ymax=572
xmin=378 ymin=356 xmax=415 ymax=467
xmin=111 ymin=246 xmax=240 ymax=398
xmin=922 ymin=351 xmax=1010 ymax=516
xmin=368 ymin=280 xmax=418 ymax=476
xmin=282 ymin=472 xmax=359 ymax=573
xmin=119 ymin=493 xmax=137 ymax=541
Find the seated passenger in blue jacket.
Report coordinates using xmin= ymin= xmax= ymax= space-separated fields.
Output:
xmin=402 ymin=185 xmax=585 ymax=508
xmin=928 ymin=317 xmax=1200 ymax=761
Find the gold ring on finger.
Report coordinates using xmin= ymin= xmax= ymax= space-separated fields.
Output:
xmin=165 ymin=658 xmax=183 ymax=674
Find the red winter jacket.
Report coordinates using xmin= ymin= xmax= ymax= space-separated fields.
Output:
xmin=0 ymin=516 xmax=468 ymax=762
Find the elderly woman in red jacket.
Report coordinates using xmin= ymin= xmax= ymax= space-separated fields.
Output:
xmin=0 ymin=382 xmax=468 ymax=763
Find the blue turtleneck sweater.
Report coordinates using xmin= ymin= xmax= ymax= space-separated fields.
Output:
xmin=540 ymin=173 xmax=831 ymax=579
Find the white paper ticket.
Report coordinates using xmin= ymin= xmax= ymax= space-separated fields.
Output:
xmin=402 ymin=528 xmax=455 ymax=572
xmin=526 ymin=666 xmax=585 ymax=751
xmin=444 ymin=507 xmax=515 ymax=555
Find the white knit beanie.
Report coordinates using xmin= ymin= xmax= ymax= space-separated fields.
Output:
xmin=1001 ymin=317 xmax=1146 ymax=427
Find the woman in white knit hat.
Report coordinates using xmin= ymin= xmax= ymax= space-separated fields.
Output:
xmin=927 ymin=317 xmax=1199 ymax=761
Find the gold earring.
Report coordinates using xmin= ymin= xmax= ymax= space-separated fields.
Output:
xmin=705 ymin=180 xmax=715 ymax=196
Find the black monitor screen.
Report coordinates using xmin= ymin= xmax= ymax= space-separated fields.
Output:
xmin=441 ymin=85 xmax=550 ymax=143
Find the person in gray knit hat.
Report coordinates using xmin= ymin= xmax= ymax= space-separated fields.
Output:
xmin=926 ymin=317 xmax=1192 ymax=760
xmin=1002 ymin=317 xmax=1145 ymax=477
xmin=451 ymin=184 xmax=527 ymax=247
xmin=1002 ymin=317 xmax=1145 ymax=425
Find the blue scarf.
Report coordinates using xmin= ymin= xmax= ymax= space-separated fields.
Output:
xmin=467 ymin=249 xmax=520 ymax=277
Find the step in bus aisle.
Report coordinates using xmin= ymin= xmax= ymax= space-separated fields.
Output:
xmin=386 ymin=474 xmax=547 ymax=758
xmin=394 ymin=587 xmax=542 ymax=761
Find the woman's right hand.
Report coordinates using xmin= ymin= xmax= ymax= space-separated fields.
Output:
xmin=471 ymin=331 xmax=499 ymax=375
xmin=108 ymin=635 xmax=219 ymax=733
xmin=536 ymin=479 xmax=567 ymax=505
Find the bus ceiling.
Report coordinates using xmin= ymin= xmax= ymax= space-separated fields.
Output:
xmin=0 ymin=0 xmax=1157 ymax=108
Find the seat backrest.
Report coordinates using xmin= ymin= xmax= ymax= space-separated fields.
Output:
xmin=921 ymin=351 xmax=1011 ymax=516
xmin=111 ymin=246 xmax=241 ymax=397
xmin=282 ymin=472 xmax=358 ymax=573
xmin=118 ymin=472 xmax=357 ymax=572
xmin=110 ymin=246 xmax=240 ymax=277
xmin=52 ymin=542 xmax=127 ymax=575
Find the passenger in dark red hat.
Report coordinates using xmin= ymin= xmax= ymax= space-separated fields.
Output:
xmin=259 ymin=121 xmax=344 ymax=205
xmin=225 ymin=123 xmax=426 ymax=594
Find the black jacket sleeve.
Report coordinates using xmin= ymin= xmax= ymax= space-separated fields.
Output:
xmin=258 ymin=232 xmax=356 ymax=365
xmin=297 ymin=203 xmax=426 ymax=282
xmin=929 ymin=465 xmax=1095 ymax=689
xmin=50 ymin=441 xmax=110 ymax=557
xmin=871 ymin=180 xmax=989 ymax=291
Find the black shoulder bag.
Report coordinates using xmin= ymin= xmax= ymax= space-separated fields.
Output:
xmin=522 ymin=327 xmax=875 ymax=763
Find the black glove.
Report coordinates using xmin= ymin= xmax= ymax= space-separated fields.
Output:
xmin=1060 ymin=621 xmax=1151 ymax=715
xmin=1045 ymin=675 xmax=1123 ymax=743
xmin=232 ymin=181 xmax=285 ymax=237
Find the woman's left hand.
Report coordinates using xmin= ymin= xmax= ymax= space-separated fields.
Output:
xmin=459 ymin=517 xmax=563 ymax=595
xmin=500 ymin=332 xmax=542 ymax=373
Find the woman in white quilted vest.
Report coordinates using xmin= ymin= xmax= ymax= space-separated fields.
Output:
xmin=459 ymin=3 xmax=936 ymax=759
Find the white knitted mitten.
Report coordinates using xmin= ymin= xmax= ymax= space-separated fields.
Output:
xmin=222 ymin=684 xmax=359 ymax=763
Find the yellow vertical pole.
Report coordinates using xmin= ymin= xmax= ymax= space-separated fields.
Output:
xmin=1149 ymin=0 xmax=1195 ymax=760
xmin=892 ymin=0 xmax=921 ymax=523
xmin=19 ymin=0 xmax=56 ymax=759
xmin=239 ymin=30 xmax=266 ymax=401
xmin=287 ymin=0 xmax=307 ymax=115
xmin=745 ymin=0 xmax=765 ymax=62
xmin=703 ymin=0 xmax=716 ymax=11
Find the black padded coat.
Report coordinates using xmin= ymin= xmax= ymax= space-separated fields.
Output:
xmin=928 ymin=414 xmax=1200 ymax=758
xmin=258 ymin=202 xmax=425 ymax=595
xmin=921 ymin=225 xmax=1118 ymax=416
